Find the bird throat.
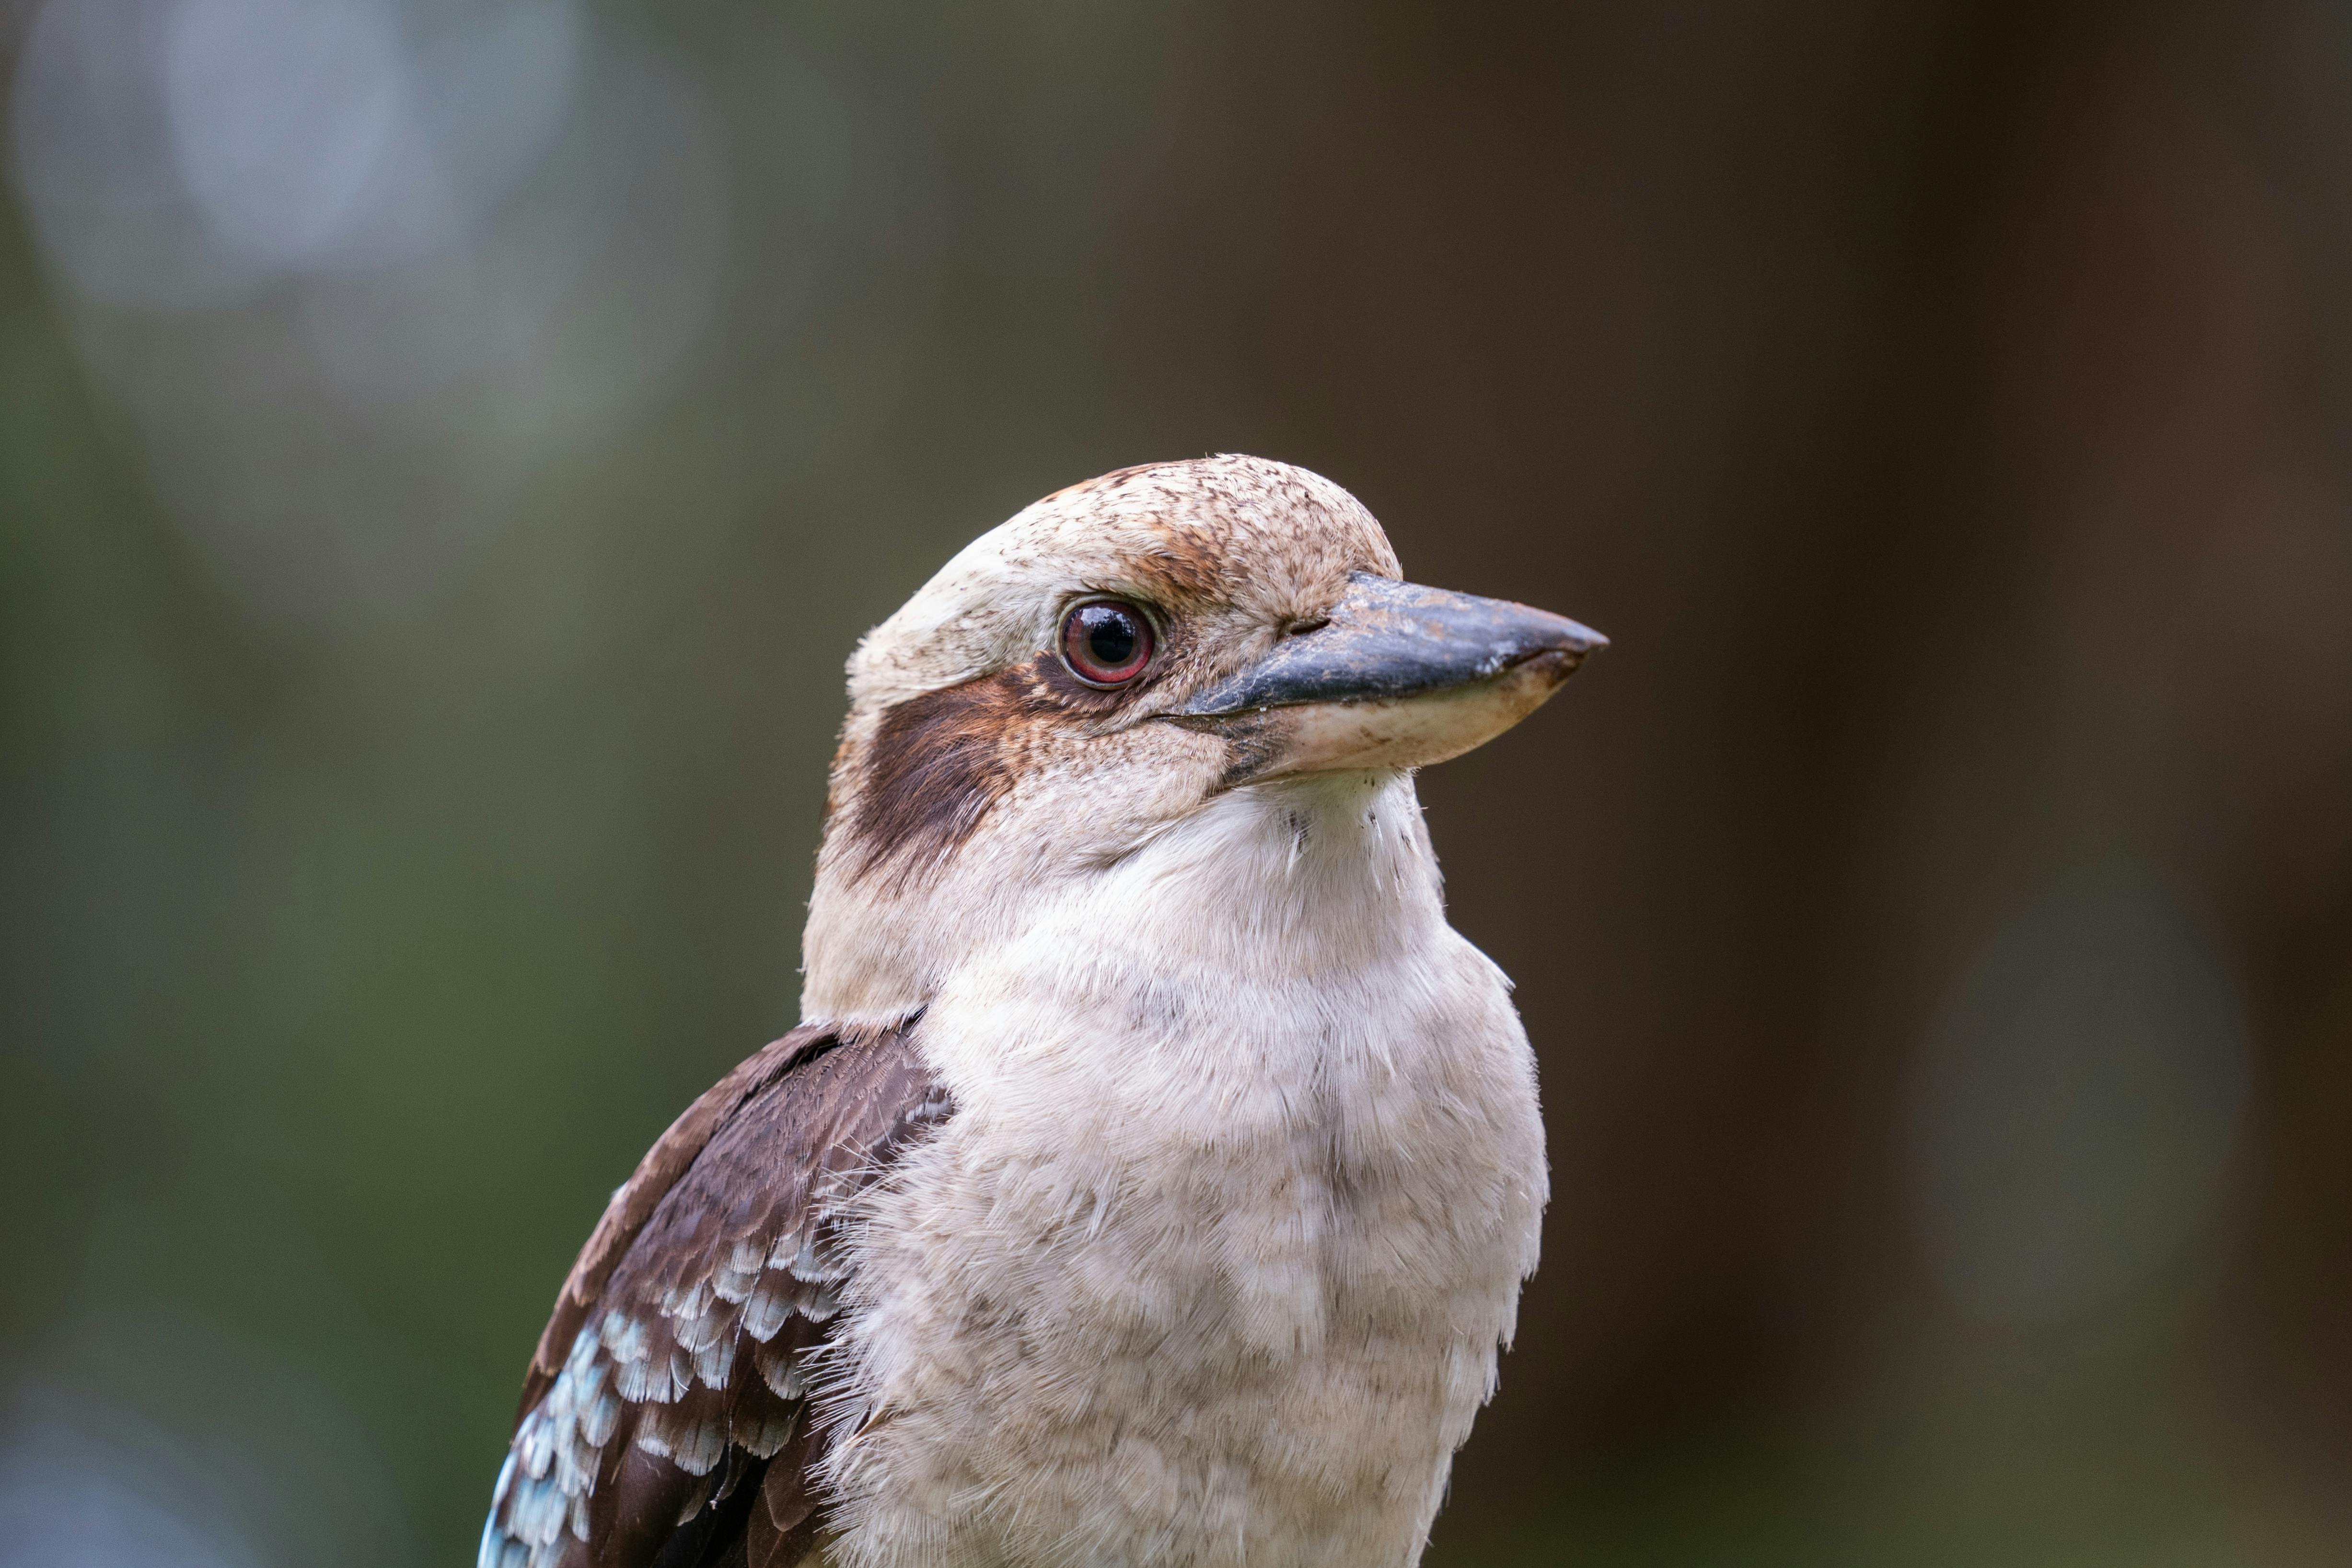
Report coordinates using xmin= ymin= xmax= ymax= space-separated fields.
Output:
xmin=800 ymin=769 xmax=1443 ymax=1029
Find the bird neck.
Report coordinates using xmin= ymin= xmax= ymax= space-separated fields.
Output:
xmin=798 ymin=770 xmax=1447 ymax=1028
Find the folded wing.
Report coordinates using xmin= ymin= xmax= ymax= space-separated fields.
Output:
xmin=481 ymin=1019 xmax=950 ymax=1568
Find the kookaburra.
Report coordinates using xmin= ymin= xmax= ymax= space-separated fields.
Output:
xmin=482 ymin=455 xmax=1604 ymax=1568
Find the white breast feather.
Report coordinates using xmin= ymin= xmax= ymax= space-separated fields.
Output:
xmin=815 ymin=770 xmax=1547 ymax=1568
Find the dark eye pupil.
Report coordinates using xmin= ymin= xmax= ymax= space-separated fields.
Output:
xmin=1062 ymin=599 xmax=1153 ymax=683
xmin=1084 ymin=608 xmax=1136 ymax=666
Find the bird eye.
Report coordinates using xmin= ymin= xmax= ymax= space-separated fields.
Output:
xmin=1059 ymin=599 xmax=1155 ymax=686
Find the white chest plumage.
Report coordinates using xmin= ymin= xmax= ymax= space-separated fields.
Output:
xmin=816 ymin=775 xmax=1549 ymax=1568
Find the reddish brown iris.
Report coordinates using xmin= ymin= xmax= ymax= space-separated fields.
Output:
xmin=1059 ymin=599 xmax=1155 ymax=686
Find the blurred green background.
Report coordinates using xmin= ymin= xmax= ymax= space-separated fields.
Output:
xmin=4 ymin=1 xmax=2351 ymax=1563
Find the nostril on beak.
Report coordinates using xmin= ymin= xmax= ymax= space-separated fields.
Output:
xmin=1279 ymin=616 xmax=1332 ymax=639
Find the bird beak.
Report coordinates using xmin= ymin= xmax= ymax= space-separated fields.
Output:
xmin=1171 ymin=570 xmax=1606 ymax=780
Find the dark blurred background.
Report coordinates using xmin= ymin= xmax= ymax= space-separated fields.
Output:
xmin=4 ymin=0 xmax=2350 ymax=1563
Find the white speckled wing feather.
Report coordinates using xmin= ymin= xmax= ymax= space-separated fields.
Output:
xmin=481 ymin=1022 xmax=952 ymax=1568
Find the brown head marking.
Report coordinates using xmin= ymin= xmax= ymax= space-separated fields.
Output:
xmin=843 ymin=654 xmax=1141 ymax=887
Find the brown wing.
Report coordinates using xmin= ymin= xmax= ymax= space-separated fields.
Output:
xmin=481 ymin=1019 xmax=951 ymax=1568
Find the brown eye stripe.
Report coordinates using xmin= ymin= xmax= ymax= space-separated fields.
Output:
xmin=840 ymin=640 xmax=1159 ymax=889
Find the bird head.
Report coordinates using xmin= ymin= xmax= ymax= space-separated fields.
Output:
xmin=801 ymin=454 xmax=1604 ymax=1022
